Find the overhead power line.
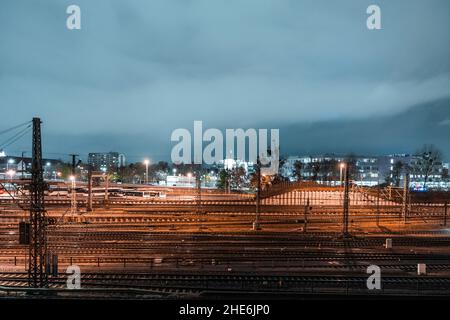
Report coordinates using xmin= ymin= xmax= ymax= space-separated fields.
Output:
xmin=0 ymin=125 xmax=32 ymax=150
xmin=0 ymin=121 xmax=32 ymax=137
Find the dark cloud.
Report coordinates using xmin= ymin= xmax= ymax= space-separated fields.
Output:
xmin=1 ymin=0 xmax=449 ymax=160
xmin=279 ymin=98 xmax=450 ymax=160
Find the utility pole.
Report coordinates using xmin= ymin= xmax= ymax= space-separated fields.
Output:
xmin=342 ymin=163 xmax=350 ymax=238
xmin=253 ymin=157 xmax=261 ymax=231
xmin=69 ymin=154 xmax=79 ymax=176
xmin=144 ymin=159 xmax=150 ymax=185
xmin=376 ymin=175 xmax=380 ymax=226
xmin=68 ymin=154 xmax=79 ymax=221
xmin=225 ymin=168 xmax=230 ymax=194
xmin=87 ymin=167 xmax=93 ymax=212
xmin=303 ymin=198 xmax=310 ymax=233
xmin=28 ymin=117 xmax=48 ymax=288
xmin=195 ymin=165 xmax=202 ymax=214
xmin=21 ymin=151 xmax=26 ymax=179
xmin=69 ymin=174 xmax=77 ymax=221
xmin=444 ymin=201 xmax=448 ymax=227
xmin=402 ymin=172 xmax=410 ymax=224
xmin=104 ymin=173 xmax=109 ymax=209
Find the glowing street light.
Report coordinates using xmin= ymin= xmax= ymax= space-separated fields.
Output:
xmin=187 ymin=172 xmax=193 ymax=185
xmin=6 ymin=169 xmax=15 ymax=182
xmin=143 ymin=159 xmax=150 ymax=184
xmin=6 ymin=159 xmax=14 ymax=170
xmin=339 ymin=162 xmax=346 ymax=186
xmin=53 ymin=171 xmax=62 ymax=180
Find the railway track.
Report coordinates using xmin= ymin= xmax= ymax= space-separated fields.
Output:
xmin=2 ymin=258 xmax=450 ymax=275
xmin=1 ymin=272 xmax=450 ymax=296
xmin=3 ymin=230 xmax=450 ymax=249
xmin=44 ymin=232 xmax=450 ymax=247
xmin=3 ymin=247 xmax=450 ymax=261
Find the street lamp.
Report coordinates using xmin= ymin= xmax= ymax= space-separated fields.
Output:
xmin=339 ymin=163 xmax=346 ymax=186
xmin=20 ymin=152 xmax=27 ymax=179
xmin=6 ymin=159 xmax=14 ymax=171
xmin=45 ymin=162 xmax=51 ymax=179
xmin=144 ymin=159 xmax=150 ymax=184
xmin=6 ymin=169 xmax=15 ymax=182
xmin=53 ymin=171 xmax=61 ymax=180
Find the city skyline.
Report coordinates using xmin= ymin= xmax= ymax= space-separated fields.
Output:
xmin=1 ymin=0 xmax=450 ymax=161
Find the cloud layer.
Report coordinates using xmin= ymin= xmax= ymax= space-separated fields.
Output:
xmin=1 ymin=0 xmax=449 ymax=159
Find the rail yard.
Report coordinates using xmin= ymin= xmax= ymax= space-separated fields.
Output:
xmin=1 ymin=181 xmax=449 ymax=299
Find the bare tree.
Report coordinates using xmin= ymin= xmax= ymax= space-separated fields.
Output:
xmin=292 ymin=160 xmax=303 ymax=181
xmin=216 ymin=169 xmax=229 ymax=190
xmin=344 ymin=154 xmax=359 ymax=181
xmin=305 ymin=162 xmax=321 ymax=181
xmin=391 ymin=160 xmax=404 ymax=187
xmin=319 ymin=159 xmax=339 ymax=183
xmin=443 ymin=167 xmax=450 ymax=181
xmin=412 ymin=144 xmax=443 ymax=189
xmin=229 ymin=166 xmax=247 ymax=190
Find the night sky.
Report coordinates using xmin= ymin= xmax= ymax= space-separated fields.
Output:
xmin=1 ymin=0 xmax=449 ymax=162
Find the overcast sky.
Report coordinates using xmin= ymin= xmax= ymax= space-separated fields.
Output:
xmin=1 ymin=0 xmax=450 ymax=162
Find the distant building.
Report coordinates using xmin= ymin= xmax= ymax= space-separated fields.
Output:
xmin=282 ymin=153 xmax=450 ymax=189
xmin=118 ymin=154 xmax=126 ymax=168
xmin=217 ymin=159 xmax=255 ymax=174
xmin=0 ymin=155 xmax=63 ymax=180
xmin=282 ymin=155 xmax=346 ymax=183
xmin=166 ymin=175 xmax=196 ymax=187
xmin=283 ymin=154 xmax=379 ymax=185
xmin=88 ymin=152 xmax=120 ymax=172
xmin=377 ymin=154 xmax=412 ymax=186
xmin=409 ymin=156 xmax=446 ymax=189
